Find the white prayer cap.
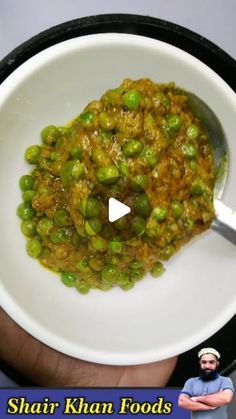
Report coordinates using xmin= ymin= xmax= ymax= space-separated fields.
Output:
xmin=198 ymin=347 xmax=221 ymax=360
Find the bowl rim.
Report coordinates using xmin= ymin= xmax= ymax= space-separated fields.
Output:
xmin=0 ymin=17 xmax=235 ymax=366
xmin=0 ymin=13 xmax=235 ymax=86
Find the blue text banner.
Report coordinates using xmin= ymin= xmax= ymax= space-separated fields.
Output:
xmin=0 ymin=388 xmax=190 ymax=418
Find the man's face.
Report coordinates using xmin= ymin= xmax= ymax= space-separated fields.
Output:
xmin=199 ymin=354 xmax=219 ymax=380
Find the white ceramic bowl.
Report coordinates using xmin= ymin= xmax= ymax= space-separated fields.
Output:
xmin=0 ymin=33 xmax=236 ymax=365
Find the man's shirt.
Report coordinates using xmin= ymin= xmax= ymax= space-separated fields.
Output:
xmin=181 ymin=374 xmax=234 ymax=419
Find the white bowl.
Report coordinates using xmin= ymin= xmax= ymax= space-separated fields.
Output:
xmin=0 ymin=33 xmax=236 ymax=365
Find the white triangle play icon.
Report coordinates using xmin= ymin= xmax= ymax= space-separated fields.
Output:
xmin=108 ymin=197 xmax=131 ymax=222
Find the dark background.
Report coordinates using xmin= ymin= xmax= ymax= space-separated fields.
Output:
xmin=0 ymin=10 xmax=235 ymax=417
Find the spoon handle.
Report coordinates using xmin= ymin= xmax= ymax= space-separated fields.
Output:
xmin=212 ymin=200 xmax=236 ymax=245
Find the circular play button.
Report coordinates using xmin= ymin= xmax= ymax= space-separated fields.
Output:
xmin=108 ymin=197 xmax=131 ymax=222
xmin=83 ymin=178 xmax=151 ymax=242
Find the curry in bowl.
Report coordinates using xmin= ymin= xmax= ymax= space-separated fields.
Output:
xmin=17 ymin=78 xmax=215 ymax=293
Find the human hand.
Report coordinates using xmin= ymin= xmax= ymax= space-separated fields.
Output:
xmin=0 ymin=308 xmax=177 ymax=387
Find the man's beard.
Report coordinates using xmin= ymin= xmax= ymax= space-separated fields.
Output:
xmin=200 ymin=368 xmax=219 ymax=381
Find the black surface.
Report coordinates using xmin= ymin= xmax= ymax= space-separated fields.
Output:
xmin=0 ymin=14 xmax=235 ymax=387
xmin=169 ymin=316 xmax=236 ymax=387
xmin=0 ymin=14 xmax=236 ymax=89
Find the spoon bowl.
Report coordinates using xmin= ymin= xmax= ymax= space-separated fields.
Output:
xmin=186 ymin=91 xmax=236 ymax=244
xmin=0 ymin=33 xmax=235 ymax=365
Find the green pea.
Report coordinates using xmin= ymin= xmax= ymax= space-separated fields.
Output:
xmin=189 ymin=160 xmax=198 ymax=172
xmin=131 ymin=175 xmax=148 ymax=192
xmin=76 ymin=258 xmax=90 ymax=272
xmin=152 ymin=207 xmax=168 ymax=222
xmin=21 ymin=220 xmax=37 ymax=238
xmin=129 ymin=268 xmax=144 ymax=281
xmin=162 ymin=244 xmax=175 ymax=259
xmin=117 ymin=161 xmax=129 ymax=177
xmin=71 ymin=161 xmax=85 ymax=180
xmin=49 ymin=151 xmax=61 ymax=162
xmin=145 ymin=228 xmax=158 ymax=239
xmin=184 ymin=217 xmax=194 ymax=231
xmin=54 ymin=209 xmax=73 ymax=227
xmin=123 ymin=90 xmax=141 ymax=110
xmin=151 ymin=261 xmax=165 ymax=277
xmin=37 ymin=218 xmax=54 ymax=236
xmin=130 ymin=260 xmax=144 ymax=270
xmin=154 ymin=92 xmax=170 ymax=110
xmin=131 ymin=216 xmax=146 ymax=236
xmin=113 ymin=216 xmax=128 ymax=231
xmin=38 ymin=184 xmax=52 ymax=196
xmin=41 ymin=125 xmax=60 ymax=145
xmin=166 ymin=115 xmax=182 ymax=132
xmin=120 ymin=277 xmax=135 ymax=291
xmin=61 ymin=271 xmax=77 ymax=287
xmin=70 ymin=146 xmax=83 ymax=160
xmin=141 ymin=147 xmax=158 ymax=168
xmin=101 ymin=130 xmax=113 ymax=141
xmin=108 ymin=240 xmax=123 ymax=254
xmin=99 ymin=112 xmax=115 ymax=131
xmin=134 ymin=194 xmax=151 ymax=217
xmin=51 ymin=162 xmax=63 ymax=177
xmin=117 ymin=272 xmax=130 ymax=286
xmin=19 ymin=175 xmax=35 ymax=191
xmin=145 ymin=219 xmax=160 ymax=239
xmin=182 ymin=143 xmax=198 ymax=159
xmin=60 ymin=161 xmax=84 ymax=186
xmin=91 ymin=148 xmax=110 ymax=166
xmin=96 ymin=165 xmax=120 ymax=184
xmin=26 ymin=237 xmax=42 ymax=258
xmin=58 ymin=126 xmax=71 ymax=138
xmin=190 ymin=177 xmax=206 ymax=195
xmin=85 ymin=218 xmax=102 ymax=235
xmin=171 ymin=201 xmax=184 ymax=219
xmin=17 ymin=203 xmax=35 ymax=220
xmin=80 ymin=196 xmax=102 ymax=218
xmin=122 ymin=140 xmax=143 ymax=158
xmin=75 ymin=280 xmax=90 ymax=294
xmin=22 ymin=190 xmax=36 ymax=202
xmin=91 ymin=236 xmax=108 ymax=252
xmin=50 ymin=229 xmax=67 ymax=244
xmin=186 ymin=124 xmax=200 ymax=140
xmin=101 ymin=264 xmax=119 ymax=284
xmin=25 ymin=145 xmax=41 ymax=164
xmin=80 ymin=111 xmax=94 ymax=126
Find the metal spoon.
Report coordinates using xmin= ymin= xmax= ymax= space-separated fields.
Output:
xmin=186 ymin=91 xmax=236 ymax=245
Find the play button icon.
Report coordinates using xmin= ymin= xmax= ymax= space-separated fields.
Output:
xmin=85 ymin=178 xmax=150 ymax=242
xmin=108 ymin=198 xmax=131 ymax=222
